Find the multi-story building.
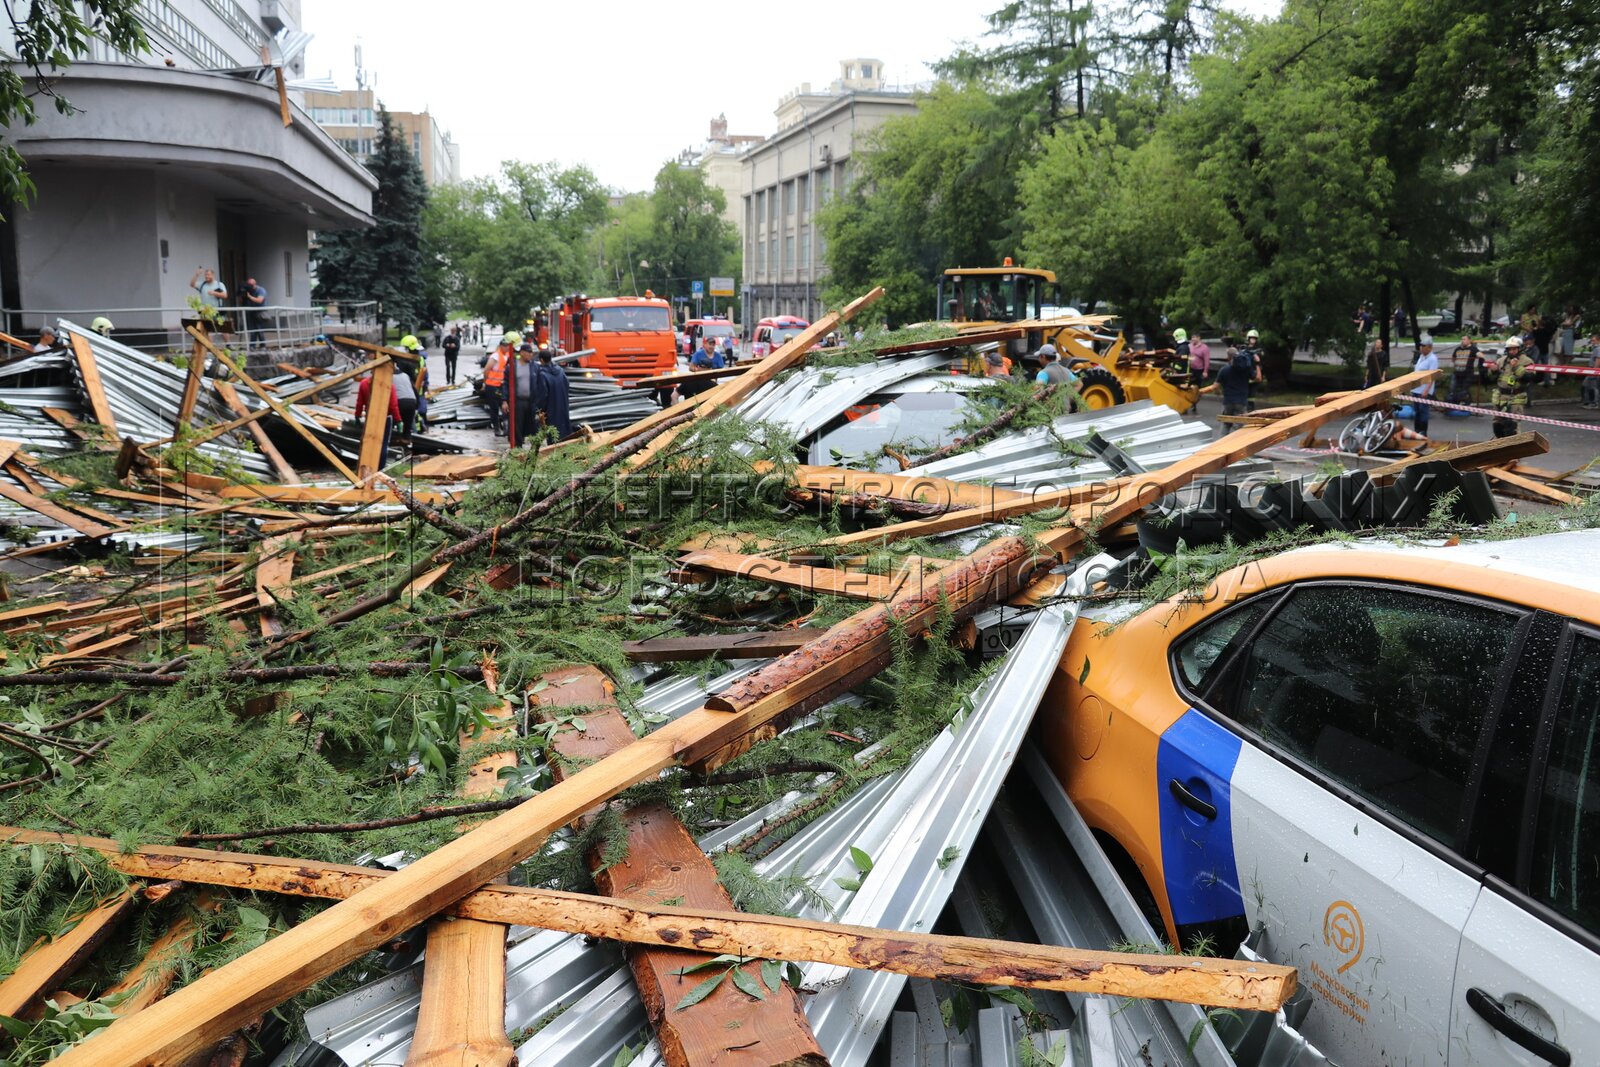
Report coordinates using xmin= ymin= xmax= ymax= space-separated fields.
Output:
xmin=0 ymin=0 xmax=375 ymax=345
xmin=307 ymin=88 xmax=460 ymax=188
xmin=741 ymin=59 xmax=917 ymax=326
xmin=676 ymin=115 xmax=763 ymax=231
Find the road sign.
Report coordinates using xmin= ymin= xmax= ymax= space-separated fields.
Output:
xmin=691 ymin=280 xmax=705 ymax=296
xmin=709 ymin=276 xmax=735 ymax=297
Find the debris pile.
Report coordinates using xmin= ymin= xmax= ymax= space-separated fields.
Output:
xmin=0 ymin=286 xmax=1544 ymax=1067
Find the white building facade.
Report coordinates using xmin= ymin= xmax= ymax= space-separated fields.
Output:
xmin=740 ymin=60 xmax=916 ymax=326
xmin=0 ymin=0 xmax=374 ymax=347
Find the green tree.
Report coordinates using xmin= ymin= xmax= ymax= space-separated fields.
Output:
xmin=0 ymin=2 xmax=146 ymax=212
xmin=1164 ymin=6 xmax=1394 ymax=378
xmin=314 ymin=109 xmax=429 ymax=332
xmin=818 ymin=83 xmax=1030 ymax=326
xmin=632 ymin=163 xmax=738 ymax=307
xmin=938 ymin=0 xmax=1101 ymax=128
xmin=420 ymin=161 xmax=608 ymax=327
xmin=1019 ymin=121 xmax=1193 ymax=334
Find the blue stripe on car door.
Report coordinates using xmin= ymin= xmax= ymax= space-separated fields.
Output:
xmin=1156 ymin=709 xmax=1247 ymax=927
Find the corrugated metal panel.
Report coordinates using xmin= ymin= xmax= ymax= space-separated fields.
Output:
xmin=733 ymin=354 xmax=956 ymax=447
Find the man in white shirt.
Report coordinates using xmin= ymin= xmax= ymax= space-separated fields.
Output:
xmin=1411 ymin=334 xmax=1438 ymax=436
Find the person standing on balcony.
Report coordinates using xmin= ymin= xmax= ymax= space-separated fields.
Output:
xmin=240 ymin=277 xmax=267 ymax=351
xmin=190 ymin=267 xmax=227 ymax=310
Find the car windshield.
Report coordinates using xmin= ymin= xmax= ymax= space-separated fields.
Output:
xmin=700 ymin=324 xmax=734 ymax=338
xmin=773 ymin=327 xmax=806 ymax=343
xmin=591 ymin=306 xmax=671 ymax=332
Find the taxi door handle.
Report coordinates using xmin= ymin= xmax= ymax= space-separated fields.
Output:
xmin=1466 ymin=987 xmax=1570 ymax=1066
xmin=1168 ymin=779 xmax=1217 ymax=820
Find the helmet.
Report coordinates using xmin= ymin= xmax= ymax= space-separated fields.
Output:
xmin=504 ymin=331 xmax=522 ymax=346
xmin=90 ymin=316 xmax=114 ymax=336
xmin=1173 ymin=328 xmax=1188 ymax=343
xmin=1506 ymin=337 xmax=1522 ymax=348
xmin=399 ymin=334 xmax=421 ymax=351
xmin=1246 ymin=329 xmax=1260 ymax=340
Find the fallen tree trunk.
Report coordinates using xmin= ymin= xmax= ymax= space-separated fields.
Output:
xmin=2 ymin=828 xmax=1298 ymax=1014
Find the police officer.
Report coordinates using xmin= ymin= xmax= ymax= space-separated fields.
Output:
xmin=1489 ymin=336 xmax=1535 ymax=437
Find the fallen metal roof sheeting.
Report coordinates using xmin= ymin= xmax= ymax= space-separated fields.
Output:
xmin=299 ymin=561 xmax=1106 ymax=1067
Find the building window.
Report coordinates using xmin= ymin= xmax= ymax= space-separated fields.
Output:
xmin=784 ymin=235 xmax=795 ymax=270
xmin=799 ymin=226 xmax=810 ymax=269
xmin=283 ymin=250 xmax=293 ymax=300
xmin=861 ymin=63 xmax=873 ymax=78
xmin=413 ymin=132 xmax=422 ymax=155
xmin=755 ymin=190 xmax=765 ymax=231
xmin=756 ymin=240 xmax=765 ymax=274
xmin=783 ymin=180 xmax=795 ymax=217
xmin=797 ymin=174 xmax=808 ymax=220
xmin=769 ymin=236 xmax=778 ymax=276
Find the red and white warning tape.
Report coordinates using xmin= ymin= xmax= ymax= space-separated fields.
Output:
xmin=1528 ymin=363 xmax=1600 ymax=377
xmin=1409 ymin=395 xmax=1600 ymax=433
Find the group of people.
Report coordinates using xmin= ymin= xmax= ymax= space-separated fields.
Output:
xmin=189 ymin=267 xmax=269 ymax=350
xmin=1183 ymin=328 xmax=1264 ymax=431
xmin=479 ymin=330 xmax=571 ymax=447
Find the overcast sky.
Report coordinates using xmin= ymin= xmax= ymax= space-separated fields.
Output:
xmin=302 ymin=0 xmax=1280 ymax=194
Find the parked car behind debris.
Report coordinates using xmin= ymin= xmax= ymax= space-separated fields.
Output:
xmin=1040 ymin=530 xmax=1600 ymax=1067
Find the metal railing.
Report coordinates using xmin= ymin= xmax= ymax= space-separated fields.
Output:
xmin=2 ymin=302 xmax=380 ymax=356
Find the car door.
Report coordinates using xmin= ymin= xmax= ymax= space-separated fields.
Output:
xmin=1450 ymin=626 xmax=1600 ymax=1067
xmin=1168 ymin=581 xmax=1528 ymax=1066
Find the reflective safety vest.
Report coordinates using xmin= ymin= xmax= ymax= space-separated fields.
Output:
xmin=483 ymin=348 xmax=510 ymax=387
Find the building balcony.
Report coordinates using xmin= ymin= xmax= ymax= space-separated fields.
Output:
xmin=9 ymin=62 xmax=375 ymax=229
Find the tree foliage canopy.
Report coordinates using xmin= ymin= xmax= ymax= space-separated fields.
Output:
xmin=821 ymin=0 xmax=1600 ymax=377
xmin=314 ymin=110 xmax=431 ymax=330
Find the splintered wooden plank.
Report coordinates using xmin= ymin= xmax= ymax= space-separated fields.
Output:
xmin=253 ymin=535 xmax=298 ymax=638
xmin=679 ymin=548 xmax=894 ymax=601
xmin=1365 ymin=431 xmax=1549 ymax=487
xmin=791 ymin=464 xmax=1028 ymax=511
xmin=1484 ymin=465 xmax=1578 ymax=505
xmin=213 ymin=380 xmax=301 ymax=485
xmin=813 ymin=477 xmax=1133 ymax=549
xmin=191 ymin=328 xmax=358 ymax=485
xmin=407 ymin=656 xmax=518 ymax=1067
xmin=2 ymin=829 xmax=1299 ymax=1014
xmin=66 ymin=331 xmax=117 ymax=437
xmin=216 ymin=483 xmax=453 ymax=506
xmin=176 ymin=337 xmax=207 ymax=432
xmin=358 ymin=362 xmax=394 ymax=480
xmin=622 ymin=628 xmax=826 ymax=663
xmin=0 ymin=889 xmax=138 ymax=1018
xmin=102 ymin=892 xmax=220 ymax=1017
xmin=400 ymin=454 xmax=500 ymax=480
xmin=532 ymin=667 xmax=827 ymax=1067
xmin=0 ymin=479 xmax=118 ymax=538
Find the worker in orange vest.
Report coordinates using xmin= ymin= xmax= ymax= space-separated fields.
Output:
xmin=480 ymin=330 xmax=518 ymax=437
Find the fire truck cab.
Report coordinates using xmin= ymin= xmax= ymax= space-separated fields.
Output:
xmin=556 ymin=292 xmax=677 ymax=382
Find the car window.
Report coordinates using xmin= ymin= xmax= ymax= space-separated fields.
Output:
xmin=1172 ymin=596 xmax=1276 ymax=696
xmin=1530 ymin=633 xmax=1600 ymax=936
xmin=1225 ymin=584 xmax=1518 ymax=842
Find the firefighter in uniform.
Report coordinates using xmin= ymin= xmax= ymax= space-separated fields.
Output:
xmin=1489 ymin=336 xmax=1535 ymax=437
xmin=481 ymin=331 xmax=518 ymax=437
